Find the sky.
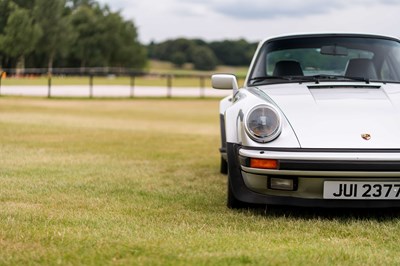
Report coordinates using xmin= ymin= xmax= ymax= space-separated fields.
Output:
xmin=97 ymin=0 xmax=400 ymax=44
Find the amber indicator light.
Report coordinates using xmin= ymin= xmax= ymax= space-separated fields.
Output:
xmin=250 ymin=158 xmax=279 ymax=169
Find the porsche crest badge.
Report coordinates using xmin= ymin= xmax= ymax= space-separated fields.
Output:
xmin=361 ymin=133 xmax=371 ymax=140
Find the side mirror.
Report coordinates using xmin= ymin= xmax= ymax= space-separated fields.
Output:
xmin=212 ymin=74 xmax=239 ymax=94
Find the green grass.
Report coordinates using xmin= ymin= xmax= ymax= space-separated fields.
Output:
xmin=1 ymin=97 xmax=400 ymax=265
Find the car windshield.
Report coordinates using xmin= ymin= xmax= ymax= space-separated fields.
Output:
xmin=248 ymin=35 xmax=400 ymax=85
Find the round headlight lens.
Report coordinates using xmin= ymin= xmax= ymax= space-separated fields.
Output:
xmin=245 ymin=105 xmax=282 ymax=143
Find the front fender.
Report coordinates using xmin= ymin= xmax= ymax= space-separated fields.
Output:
xmin=224 ymin=90 xmax=300 ymax=148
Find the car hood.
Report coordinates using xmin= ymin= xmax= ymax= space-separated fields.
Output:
xmin=257 ymin=82 xmax=400 ymax=149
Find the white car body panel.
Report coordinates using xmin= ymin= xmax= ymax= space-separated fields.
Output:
xmin=219 ymin=95 xmax=232 ymax=115
xmin=257 ymin=82 xmax=400 ymax=148
xmin=223 ymin=89 xmax=301 ymax=147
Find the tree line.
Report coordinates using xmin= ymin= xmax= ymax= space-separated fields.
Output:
xmin=0 ymin=0 xmax=257 ymax=72
xmin=148 ymin=38 xmax=257 ymax=70
xmin=0 ymin=0 xmax=147 ymax=71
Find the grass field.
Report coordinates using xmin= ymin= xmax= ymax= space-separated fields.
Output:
xmin=1 ymin=97 xmax=400 ymax=265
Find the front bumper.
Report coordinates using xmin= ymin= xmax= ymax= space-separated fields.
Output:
xmin=228 ymin=143 xmax=400 ymax=208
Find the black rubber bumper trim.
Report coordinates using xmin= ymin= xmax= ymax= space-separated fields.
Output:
xmin=227 ymin=143 xmax=400 ymax=208
xmin=219 ymin=114 xmax=227 ymax=153
xmin=279 ymin=159 xmax=400 ymax=172
xmin=241 ymin=146 xmax=400 ymax=153
xmin=239 ymin=155 xmax=400 ymax=172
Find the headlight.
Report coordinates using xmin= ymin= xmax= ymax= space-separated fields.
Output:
xmin=245 ymin=104 xmax=282 ymax=143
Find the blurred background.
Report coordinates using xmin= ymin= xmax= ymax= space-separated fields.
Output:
xmin=0 ymin=0 xmax=399 ymax=76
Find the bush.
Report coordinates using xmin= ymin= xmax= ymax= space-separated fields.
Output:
xmin=191 ymin=46 xmax=217 ymax=71
xmin=170 ymin=52 xmax=186 ymax=68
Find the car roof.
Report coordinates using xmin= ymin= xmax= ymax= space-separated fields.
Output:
xmin=260 ymin=32 xmax=400 ymax=45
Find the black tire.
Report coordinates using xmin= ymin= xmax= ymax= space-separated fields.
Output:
xmin=220 ymin=156 xmax=228 ymax=174
xmin=227 ymin=174 xmax=248 ymax=209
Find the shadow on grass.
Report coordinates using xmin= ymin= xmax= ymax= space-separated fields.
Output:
xmin=242 ymin=204 xmax=400 ymax=221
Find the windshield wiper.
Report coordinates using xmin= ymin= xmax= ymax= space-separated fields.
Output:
xmin=295 ymin=74 xmax=372 ymax=84
xmin=250 ymin=75 xmax=374 ymax=85
xmin=249 ymin=75 xmax=294 ymax=84
xmin=312 ymin=74 xmax=371 ymax=84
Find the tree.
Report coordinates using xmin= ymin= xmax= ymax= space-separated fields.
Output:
xmin=112 ymin=20 xmax=146 ymax=68
xmin=191 ymin=46 xmax=217 ymax=70
xmin=100 ymin=10 xmax=146 ymax=68
xmin=0 ymin=3 xmax=42 ymax=70
xmin=170 ymin=52 xmax=186 ymax=68
xmin=153 ymin=38 xmax=195 ymax=63
xmin=70 ymin=5 xmax=146 ymax=68
xmin=0 ymin=0 xmax=12 ymax=34
xmin=67 ymin=0 xmax=96 ymax=9
xmin=70 ymin=5 xmax=105 ymax=67
xmin=0 ymin=0 xmax=147 ymax=69
xmin=33 ymin=0 xmax=75 ymax=71
xmin=149 ymin=38 xmax=258 ymax=69
xmin=12 ymin=0 xmax=34 ymax=9
xmin=209 ymin=39 xmax=257 ymax=66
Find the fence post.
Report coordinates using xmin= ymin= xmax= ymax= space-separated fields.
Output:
xmin=167 ymin=75 xmax=172 ymax=98
xmin=130 ymin=75 xmax=135 ymax=98
xmin=47 ymin=75 xmax=52 ymax=98
xmin=89 ymin=75 xmax=93 ymax=98
xmin=199 ymin=76 xmax=205 ymax=98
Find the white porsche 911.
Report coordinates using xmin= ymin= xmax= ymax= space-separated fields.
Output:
xmin=212 ymin=33 xmax=400 ymax=209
